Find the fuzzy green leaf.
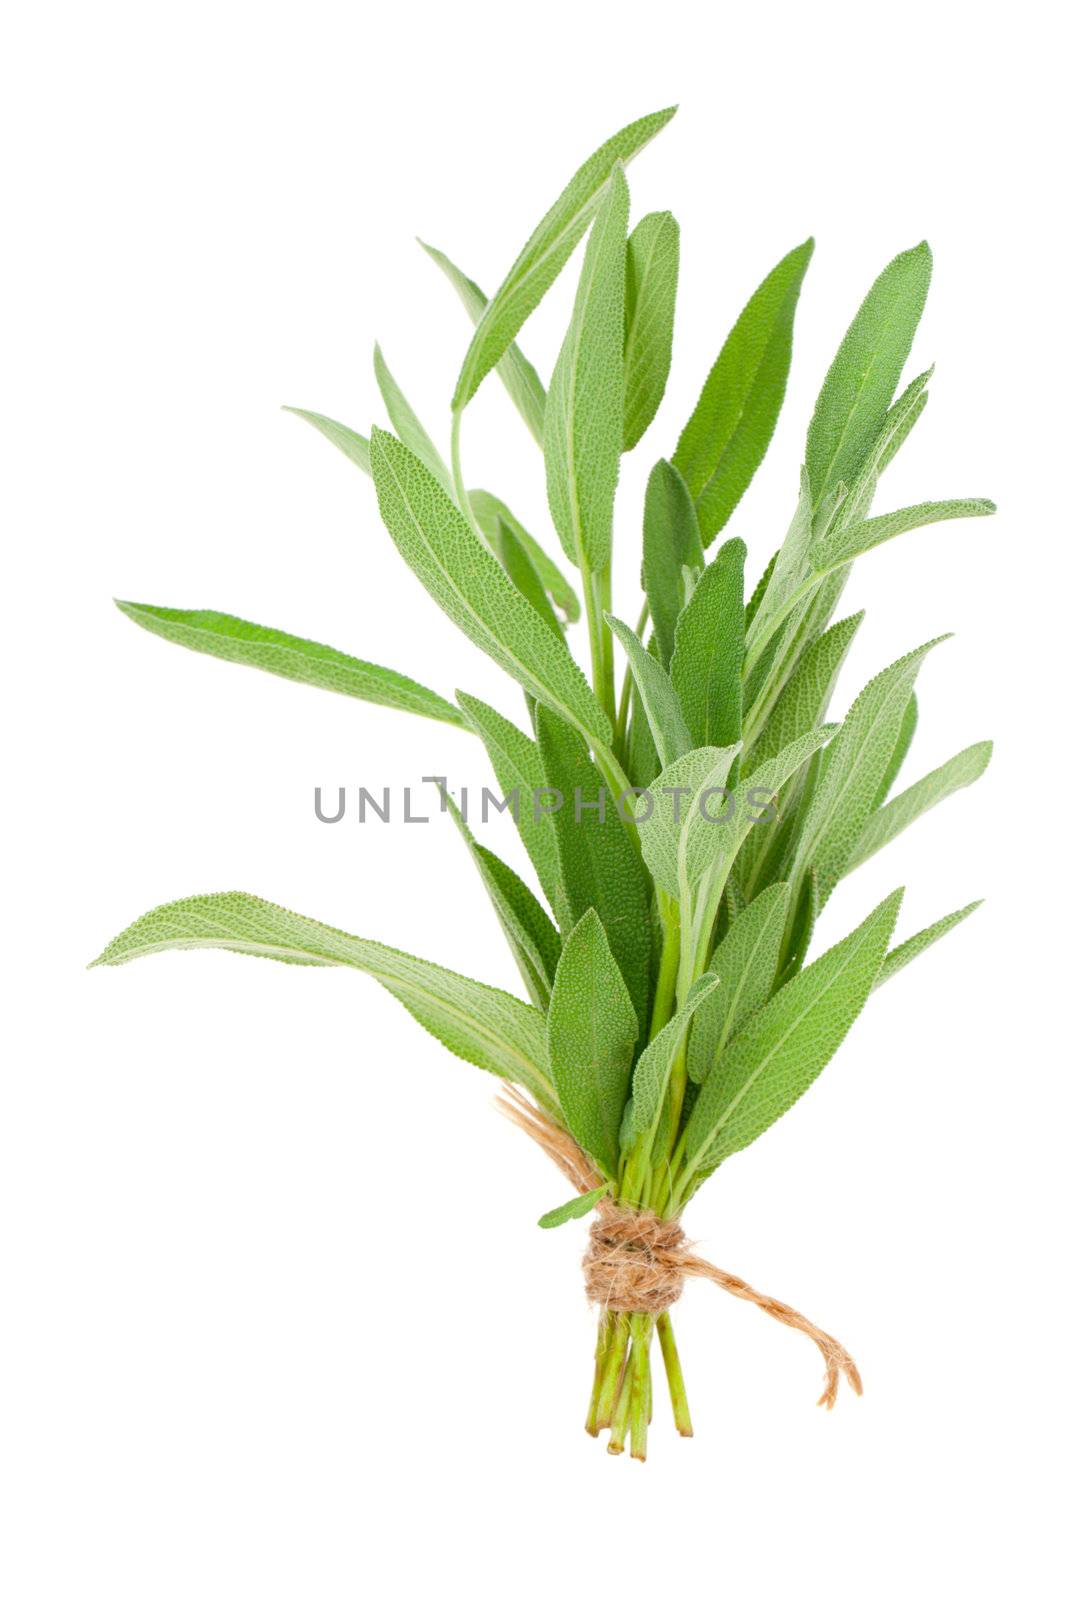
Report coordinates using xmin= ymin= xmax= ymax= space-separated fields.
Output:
xmin=369 ymin=429 xmax=610 ymax=744
xmin=605 ymin=611 xmax=691 ymax=768
xmin=494 ymin=518 xmax=565 ymax=640
xmin=453 ymin=106 xmax=677 ymax=411
xmin=373 ymin=343 xmax=452 ymax=492
xmin=456 ymin=692 xmax=564 ymax=918
xmin=115 ymin=602 xmax=467 ymax=727
xmin=547 ymin=908 xmax=640 ymax=1177
xmin=805 ymin=242 xmax=932 ymax=513
xmin=634 ymin=744 xmax=743 ymax=901
xmin=418 ymin=239 xmax=546 ymax=445
xmin=534 ymin=707 xmax=651 ymax=1033
xmin=91 ymin=892 xmax=554 ymax=1105
xmin=684 ymin=888 xmax=903 ymax=1173
xmin=442 ymin=790 xmax=561 ymax=1009
xmin=874 ymin=900 xmax=983 ymax=988
xmin=674 ymin=239 xmax=813 ymax=544
xmin=469 ymin=490 xmax=581 ymax=624
xmin=544 ymin=165 xmax=628 ymax=571
xmin=623 ymin=211 xmax=680 ymax=451
xmin=745 ymin=610 xmax=863 ymax=770
xmin=687 ymin=884 xmax=791 ymax=1084
xmin=813 ymin=497 xmax=996 ymax=574
xmin=538 ymin=1184 xmax=610 ymax=1229
xmin=876 ymin=691 xmax=918 ymax=806
xmin=283 ymin=406 xmax=370 ymax=474
xmin=792 ymin=636 xmax=947 ymax=898
xmin=640 ymin=458 xmax=703 ymax=666
xmin=846 ymin=741 xmax=992 ymax=875
xmin=631 ymin=974 xmax=718 ymax=1135
xmin=670 ymin=536 xmax=745 ymax=748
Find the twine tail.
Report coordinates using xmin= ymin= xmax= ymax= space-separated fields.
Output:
xmin=678 ymin=1252 xmax=863 ymax=1408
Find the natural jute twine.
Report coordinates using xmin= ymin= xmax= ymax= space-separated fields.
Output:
xmin=500 ymin=1087 xmax=862 ymax=1409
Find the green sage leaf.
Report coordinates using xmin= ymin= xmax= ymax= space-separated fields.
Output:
xmin=605 ymin=611 xmax=691 ymax=767
xmin=418 ymin=239 xmax=546 ymax=445
xmin=91 ymin=892 xmax=555 ymax=1105
xmin=623 ymin=211 xmax=680 ymax=451
xmin=686 ymin=884 xmax=791 ymax=1084
xmin=369 ymin=428 xmax=610 ymax=744
xmin=538 ymin=1184 xmax=610 ymax=1229
xmin=670 ymin=536 xmax=745 ymax=748
xmin=673 ymin=238 xmax=813 ymax=544
xmin=631 ymin=973 xmax=718 ymax=1135
xmin=547 ymin=908 xmax=640 ymax=1177
xmin=874 ymin=900 xmax=983 ymax=988
xmin=640 ymin=458 xmax=703 ymax=667
xmin=683 ymin=888 xmax=903 ymax=1173
xmin=283 ymin=406 xmax=370 ymax=474
xmin=115 ymin=602 xmax=467 ymax=727
xmin=845 ymin=740 xmax=992 ymax=875
xmin=544 ymin=165 xmax=628 ymax=571
xmin=453 ymin=106 xmax=677 ymax=411
xmin=469 ymin=490 xmax=581 ymax=624
xmin=373 ymin=343 xmax=452 ymax=492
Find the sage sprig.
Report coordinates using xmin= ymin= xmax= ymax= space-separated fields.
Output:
xmin=95 ymin=107 xmax=992 ymax=1461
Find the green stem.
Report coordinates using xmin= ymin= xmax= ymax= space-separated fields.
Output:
xmin=628 ymin=1314 xmax=653 ymax=1461
xmin=657 ymin=1312 xmax=693 ymax=1436
xmin=607 ymin=1357 xmax=634 ymax=1454
xmin=594 ymin=1316 xmax=630 ymax=1431
xmin=585 ymin=1313 xmax=615 ymax=1436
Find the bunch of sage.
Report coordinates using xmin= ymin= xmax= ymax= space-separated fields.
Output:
xmin=94 ymin=106 xmax=993 ymax=1460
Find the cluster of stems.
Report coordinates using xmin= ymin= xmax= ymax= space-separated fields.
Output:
xmin=585 ymin=1310 xmax=693 ymax=1459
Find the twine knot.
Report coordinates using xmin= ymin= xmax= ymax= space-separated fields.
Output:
xmin=584 ymin=1202 xmax=688 ymax=1315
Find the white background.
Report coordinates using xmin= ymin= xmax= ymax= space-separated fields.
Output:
xmin=2 ymin=3 xmax=1078 ymax=1595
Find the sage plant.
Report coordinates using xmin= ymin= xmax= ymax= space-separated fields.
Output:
xmin=94 ymin=107 xmax=993 ymax=1459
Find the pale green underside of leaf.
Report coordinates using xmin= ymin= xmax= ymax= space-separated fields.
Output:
xmin=674 ymin=238 xmax=813 ymax=543
xmin=684 ymin=888 xmax=902 ymax=1172
xmin=634 ymin=745 xmax=742 ymax=901
xmin=373 ymin=343 xmax=453 ymax=492
xmin=369 ymin=428 xmax=610 ymax=744
xmin=456 ymin=692 xmax=563 ymax=917
xmin=547 ymin=908 xmax=640 ymax=1177
xmin=91 ymin=892 xmax=554 ymax=1103
xmin=846 ymin=740 xmax=992 ymax=875
xmin=687 ymin=883 xmax=791 ymax=1085
xmin=623 ymin=211 xmax=679 ymax=451
xmin=283 ymin=406 xmax=371 ymax=473
xmin=631 ymin=973 xmax=717 ymax=1134
xmin=746 ymin=610 xmax=863 ymax=770
xmin=418 ymin=239 xmax=547 ymax=445
xmin=453 ymin=106 xmax=676 ymax=411
xmin=606 ymin=611 xmax=691 ymax=768
xmin=544 ymin=165 xmax=628 ymax=572
xmin=468 ymin=490 xmax=581 ymax=624
xmin=115 ymin=601 xmax=467 ymax=727
xmin=812 ymin=497 xmax=996 ymax=574
xmin=875 ymin=900 xmax=983 ymax=988
xmin=792 ymin=635 xmax=948 ymax=898
xmin=537 ymin=1183 xmax=609 ymax=1229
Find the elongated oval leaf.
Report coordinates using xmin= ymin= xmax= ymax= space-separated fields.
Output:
xmin=640 ymin=457 xmax=703 ymax=667
xmin=805 ymin=242 xmax=932 ymax=513
xmin=538 ymin=1184 xmax=610 ymax=1229
xmin=418 ymin=239 xmax=547 ymax=445
xmin=631 ymin=973 xmax=717 ymax=1135
xmin=812 ymin=497 xmax=996 ymax=574
xmin=544 ymin=165 xmax=629 ymax=571
xmin=683 ymin=889 xmax=903 ymax=1173
xmin=874 ymin=900 xmax=983 ymax=988
xmin=115 ymin=602 xmax=467 ymax=727
xmin=845 ymin=740 xmax=992 ymax=875
xmin=792 ymin=635 xmax=948 ymax=898
xmin=534 ymin=706 xmax=651 ymax=1034
xmin=670 ymin=536 xmax=745 ymax=747
xmin=91 ymin=892 xmax=555 ymax=1105
xmin=547 ymin=908 xmax=640 ymax=1177
xmin=373 ymin=343 xmax=452 ymax=491
xmin=673 ymin=238 xmax=813 ymax=544
xmin=494 ymin=518 xmax=565 ymax=640
xmin=623 ymin=211 xmax=680 ymax=451
xmin=283 ymin=406 xmax=370 ymax=474
xmin=369 ymin=429 xmax=610 ymax=744
xmin=452 ymin=106 xmax=677 ymax=411
xmin=456 ymin=692 xmax=564 ymax=918
xmin=469 ymin=489 xmax=580 ymax=624
xmin=605 ymin=611 xmax=691 ymax=768
xmin=686 ymin=883 xmax=791 ymax=1084
xmin=634 ymin=744 xmax=742 ymax=901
